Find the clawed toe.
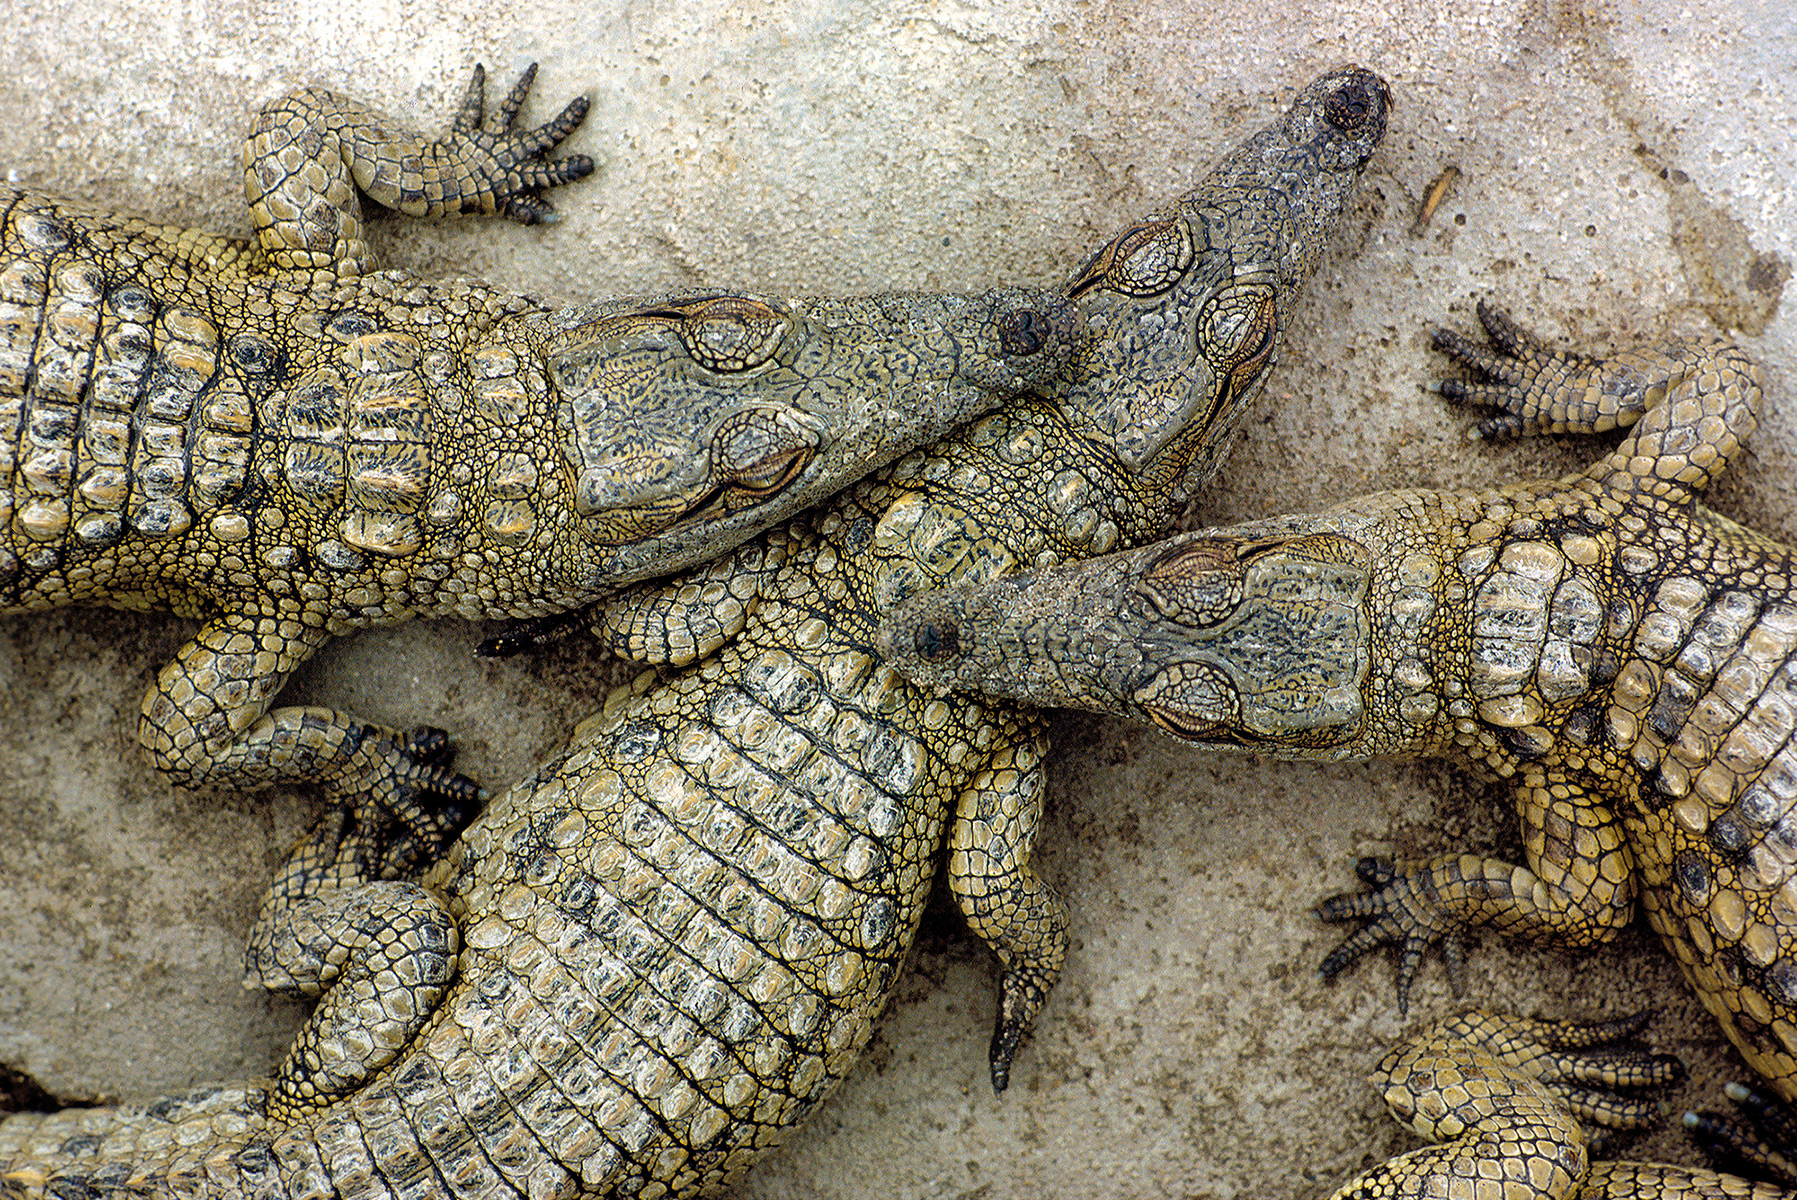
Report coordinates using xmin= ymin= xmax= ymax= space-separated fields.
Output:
xmin=1685 ymin=1083 xmax=1797 ymax=1189
xmin=447 ymin=61 xmax=595 ymax=224
xmin=1472 ymin=300 xmax=1536 ymax=356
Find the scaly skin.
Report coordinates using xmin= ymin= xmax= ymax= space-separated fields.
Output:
xmin=1326 ymin=1010 xmax=1792 ymax=1200
xmin=0 ymin=67 xmax=1390 ymax=1199
xmin=0 ymin=61 xmax=1077 ymax=852
xmin=878 ymin=305 xmax=1797 ymax=1194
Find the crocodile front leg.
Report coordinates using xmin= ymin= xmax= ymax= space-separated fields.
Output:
xmin=246 ymin=62 xmax=594 ymax=274
xmin=1321 ymin=1010 xmax=1794 ymax=1200
xmin=591 ymin=534 xmax=796 ymax=668
xmin=138 ymin=607 xmax=481 ymax=849
xmin=1434 ymin=301 xmax=1761 ymax=497
xmin=1316 ymin=772 xmax=1639 ymax=1012
xmin=944 ymin=723 xmax=1066 ymax=1092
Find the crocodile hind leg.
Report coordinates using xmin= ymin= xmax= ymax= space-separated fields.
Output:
xmin=1323 ymin=1009 xmax=1796 ymax=1200
xmin=1317 ymin=774 xmax=1639 ymax=1012
xmin=245 ymin=61 xmax=594 ymax=274
xmin=244 ymin=804 xmax=460 ymax=1120
xmin=945 ymin=723 xmax=1067 ymax=1093
xmin=1434 ymin=301 xmax=1763 ymax=499
xmin=137 ymin=607 xmax=482 ymax=849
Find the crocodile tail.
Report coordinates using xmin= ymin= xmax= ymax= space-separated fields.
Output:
xmin=0 ymin=1085 xmax=274 ymax=1199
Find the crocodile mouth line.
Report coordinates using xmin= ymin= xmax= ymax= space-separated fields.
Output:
xmin=586 ymin=454 xmax=816 ymax=547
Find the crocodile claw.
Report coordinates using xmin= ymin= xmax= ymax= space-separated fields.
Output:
xmin=402 ymin=725 xmax=459 ymax=769
xmin=988 ymin=961 xmax=1057 ymax=1094
xmin=447 ymin=62 xmax=595 ymax=225
xmin=348 ymin=725 xmax=487 ymax=867
xmin=1685 ymin=1082 xmax=1797 ymax=1189
xmin=1315 ymin=856 xmax=1462 ymax=1015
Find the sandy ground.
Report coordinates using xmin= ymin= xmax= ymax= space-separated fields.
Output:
xmin=0 ymin=0 xmax=1793 ymax=1196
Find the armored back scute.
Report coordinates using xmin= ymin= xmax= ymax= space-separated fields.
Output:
xmin=0 ymin=195 xmax=261 ymax=591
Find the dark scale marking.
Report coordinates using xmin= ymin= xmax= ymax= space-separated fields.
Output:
xmin=557 ymin=873 xmax=600 ymax=918
xmin=611 ymin=721 xmax=663 ymax=763
xmin=1768 ymin=812 xmax=1797 ymax=861
xmin=842 ymin=516 xmax=876 ymax=552
xmin=1739 ymin=783 xmax=1781 ymax=827
xmin=229 ymin=334 xmax=281 ymax=374
xmin=1674 ymin=850 xmax=1713 ymax=905
xmin=1649 ymin=667 xmax=1704 ymax=739
xmin=1711 ymin=810 xmax=1753 ymax=857
xmin=1562 ymin=701 xmax=1601 ymax=746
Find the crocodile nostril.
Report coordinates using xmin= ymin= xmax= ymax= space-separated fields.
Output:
xmin=1324 ymin=87 xmax=1372 ymax=130
xmin=913 ymin=621 xmax=961 ymax=662
xmin=998 ymin=310 xmax=1045 ymax=357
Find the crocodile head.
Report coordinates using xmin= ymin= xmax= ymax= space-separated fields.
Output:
xmin=877 ymin=527 xmax=1377 ymax=756
xmin=1053 ymin=66 xmax=1389 ymax=500
xmin=546 ymin=287 xmax=1080 ymax=586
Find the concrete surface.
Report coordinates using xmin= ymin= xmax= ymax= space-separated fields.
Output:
xmin=0 ymin=0 xmax=1793 ymax=1196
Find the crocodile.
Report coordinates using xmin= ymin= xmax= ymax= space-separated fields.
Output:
xmin=0 ymin=66 xmax=1390 ymax=1198
xmin=878 ymin=304 xmax=1797 ymax=1189
xmin=1325 ymin=1009 xmax=1794 ymax=1199
xmin=0 ymin=61 xmax=1080 ymax=852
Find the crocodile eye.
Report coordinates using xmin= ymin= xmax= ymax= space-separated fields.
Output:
xmin=913 ymin=620 xmax=960 ymax=662
xmin=711 ymin=406 xmax=820 ymax=496
xmin=1133 ymin=539 xmax=1245 ymax=626
xmin=726 ymin=446 xmax=810 ymax=496
xmin=1067 ymin=219 xmax=1195 ymax=299
xmin=1200 ymin=284 xmax=1278 ymax=393
xmin=1145 ymin=707 xmax=1227 ymax=742
xmin=1135 ymin=661 xmax=1238 ymax=742
xmin=680 ymin=296 xmax=792 ymax=372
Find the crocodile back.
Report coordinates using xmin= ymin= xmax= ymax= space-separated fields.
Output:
xmin=0 ymin=189 xmax=542 ymax=619
xmin=0 ymin=191 xmax=256 ymax=602
xmin=1592 ymin=513 xmax=1797 ymax=1099
xmin=1333 ymin=485 xmax=1797 ymax=1105
xmin=410 ymin=630 xmax=972 ymax=1194
xmin=0 ymin=189 xmax=1076 ymax=631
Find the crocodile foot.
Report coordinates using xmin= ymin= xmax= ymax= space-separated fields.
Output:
xmin=476 ymin=606 xmax=588 ymax=658
xmin=1324 ymin=1009 xmax=1693 ymax=1200
xmin=1687 ymin=1083 xmax=1797 ymax=1190
xmin=1394 ymin=1009 xmax=1685 ymax=1148
xmin=330 ymin=723 xmax=485 ymax=872
xmin=1429 ymin=301 xmax=1600 ymax=440
xmin=1315 ymin=855 xmax=1468 ymax=1015
xmin=448 ymin=62 xmax=595 ymax=224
